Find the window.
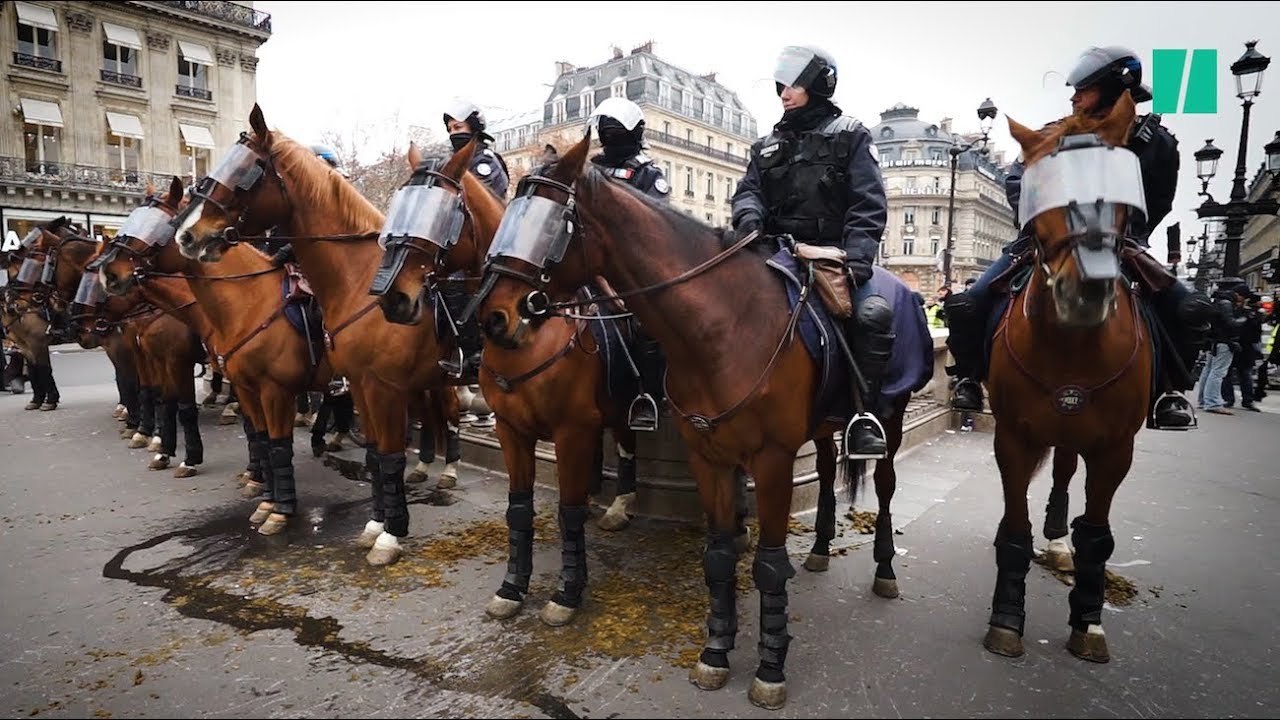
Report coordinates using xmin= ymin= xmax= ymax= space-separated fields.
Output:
xmin=101 ymin=22 xmax=141 ymax=84
xmin=176 ymin=40 xmax=212 ymax=99
xmin=664 ymin=160 xmax=672 ymax=179
xmin=658 ymin=81 xmax=670 ymax=107
xmin=726 ymin=141 xmax=733 ymax=156
xmin=14 ymin=1 xmax=59 ymax=70
xmin=706 ymin=172 xmax=715 ymax=198
xmin=19 ymin=97 xmax=63 ymax=174
xmin=580 ymin=92 xmax=593 ymax=117
xmin=663 ymin=120 xmax=671 ymax=135
xmin=707 ymin=134 xmax=714 ymax=149
xmin=685 ymin=166 xmax=693 ymax=195
xmin=105 ymin=112 xmax=143 ymax=182
xmin=703 ymin=100 xmax=713 ymax=124
xmin=179 ymin=123 xmax=216 ymax=183
xmin=903 ymin=206 xmax=915 ymax=225
xmin=930 ymin=148 xmax=944 ymax=161
xmin=903 ymin=237 xmax=915 ymax=256
xmin=706 ymin=213 xmax=713 ymax=222
xmin=930 ymin=237 xmax=940 ymax=256
xmin=932 ymin=176 xmax=941 ymax=191
xmin=686 ymin=129 xmax=693 ymax=143
xmin=931 ymin=207 xmax=941 ymax=225
xmin=725 ymin=177 xmax=734 ymax=200
xmin=611 ymin=81 xmax=625 ymax=98
xmin=681 ymin=90 xmax=693 ymax=114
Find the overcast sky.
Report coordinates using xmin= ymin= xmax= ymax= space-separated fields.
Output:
xmin=252 ymin=1 xmax=1280 ymax=263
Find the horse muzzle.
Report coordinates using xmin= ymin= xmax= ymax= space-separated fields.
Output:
xmin=482 ymin=309 xmax=527 ymax=350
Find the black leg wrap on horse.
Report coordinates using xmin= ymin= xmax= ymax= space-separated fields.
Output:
xmin=159 ymin=399 xmax=178 ymax=456
xmin=551 ymin=504 xmax=590 ymax=609
xmin=445 ymin=424 xmax=461 ymax=464
xmin=753 ymin=545 xmax=796 ymax=684
xmin=990 ymin=525 xmax=1034 ymax=635
xmin=120 ymin=373 xmax=139 ymax=428
xmin=1068 ymin=517 xmax=1114 ymax=632
xmin=734 ymin=469 xmax=751 ymax=536
xmin=269 ymin=438 xmax=297 ymax=516
xmin=249 ymin=431 xmax=272 ymax=500
xmin=700 ymin=531 xmax=739 ymax=668
xmin=873 ymin=512 xmax=896 ymax=579
xmin=331 ymin=393 xmax=353 ymax=433
xmin=136 ymin=385 xmax=155 ymax=436
xmin=616 ymin=453 xmax=637 ymax=495
xmin=378 ymin=451 xmax=409 ymax=537
xmin=178 ymin=401 xmax=203 ymax=465
xmin=366 ymin=444 xmax=383 ymax=522
xmin=498 ymin=491 xmax=535 ymax=602
xmin=1044 ymin=489 xmax=1070 ymax=540
xmin=417 ymin=423 xmax=435 ymax=464
xmin=812 ymin=476 xmax=836 ymax=556
xmin=240 ymin=415 xmax=258 ymax=478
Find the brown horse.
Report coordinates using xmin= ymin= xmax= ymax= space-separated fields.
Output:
xmin=981 ymin=92 xmax=1153 ymax=664
xmin=371 ymin=139 xmax=642 ymax=628
xmin=174 ymin=105 xmax=460 ymax=566
xmin=1 ymin=225 xmax=69 ymax=411
xmin=99 ymin=176 xmax=335 ymax=523
xmin=474 ymin=132 xmax=933 ymax=709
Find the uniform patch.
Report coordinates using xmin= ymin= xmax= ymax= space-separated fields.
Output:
xmin=476 ymin=162 xmax=492 ymax=177
xmin=760 ymin=143 xmax=780 ymax=157
xmin=654 ymin=177 xmax=670 ymax=194
xmin=867 ymin=143 xmax=880 ymax=165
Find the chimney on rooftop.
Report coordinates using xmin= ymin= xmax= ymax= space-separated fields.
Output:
xmin=555 ymin=60 xmax=576 ymax=77
xmin=630 ymin=40 xmax=653 ymax=55
xmin=940 ymin=117 xmax=952 ymax=136
xmin=611 ymin=45 xmax=623 ymax=60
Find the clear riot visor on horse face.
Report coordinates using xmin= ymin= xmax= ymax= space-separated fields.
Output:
xmin=20 ymin=227 xmax=42 ymax=249
xmin=16 ymin=257 xmax=44 ymax=284
xmin=73 ymin=272 xmax=107 ymax=306
xmin=487 ymin=195 xmax=573 ymax=269
xmin=207 ymin=143 xmax=264 ymax=193
xmin=378 ymin=185 xmax=466 ymax=250
xmin=117 ymin=206 xmax=177 ymax=247
xmin=1018 ymin=137 xmax=1147 ymax=280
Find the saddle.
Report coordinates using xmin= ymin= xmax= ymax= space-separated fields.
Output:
xmin=793 ymin=242 xmax=853 ymax=319
xmin=991 ymin=239 xmax=1177 ymax=299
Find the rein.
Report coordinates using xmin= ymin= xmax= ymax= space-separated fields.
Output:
xmin=482 ymin=318 xmax=586 ymax=392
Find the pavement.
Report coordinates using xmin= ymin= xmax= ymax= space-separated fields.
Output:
xmin=0 ymin=348 xmax=1277 ymax=718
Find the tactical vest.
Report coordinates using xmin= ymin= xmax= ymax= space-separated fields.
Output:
xmin=754 ymin=116 xmax=862 ymax=244
xmin=591 ymin=154 xmax=669 ymax=199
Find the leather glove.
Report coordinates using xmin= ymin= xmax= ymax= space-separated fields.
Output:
xmin=847 ymin=259 xmax=873 ymax=286
xmin=735 ymin=213 xmax=762 ymax=242
xmin=269 ymin=245 xmax=294 ymax=267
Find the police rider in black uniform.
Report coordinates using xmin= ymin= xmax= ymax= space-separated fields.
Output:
xmin=586 ymin=96 xmax=672 ymax=431
xmin=943 ymin=46 xmax=1214 ymax=431
xmin=730 ymin=44 xmax=892 ymax=457
xmin=437 ymin=100 xmax=510 ymax=394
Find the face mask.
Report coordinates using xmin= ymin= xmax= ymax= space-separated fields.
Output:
xmin=450 ymin=133 xmax=472 ymax=152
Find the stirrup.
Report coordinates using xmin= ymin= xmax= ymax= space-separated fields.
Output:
xmin=627 ymin=393 xmax=659 ymax=432
xmin=438 ymin=348 xmax=465 ymax=378
xmin=327 ymin=377 xmax=350 ymax=397
xmin=843 ymin=412 xmax=888 ymax=460
xmin=1148 ymin=391 xmax=1197 ymax=431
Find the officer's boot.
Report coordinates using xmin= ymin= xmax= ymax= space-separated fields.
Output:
xmin=846 ymin=295 xmax=894 ymax=458
xmin=942 ymin=291 xmax=987 ymax=412
xmin=438 ymin=284 xmax=483 ymax=384
xmin=1148 ymin=285 xmax=1210 ymax=430
xmin=628 ymin=335 xmax=663 ymax=432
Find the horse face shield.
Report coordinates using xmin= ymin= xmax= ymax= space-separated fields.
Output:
xmin=371 ymin=184 xmax=466 ymax=296
xmin=487 ymin=195 xmax=575 ymax=271
xmin=174 ymin=139 xmax=267 ymax=251
xmin=1018 ymin=134 xmax=1146 ymax=282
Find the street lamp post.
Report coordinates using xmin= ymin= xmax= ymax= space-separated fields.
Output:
xmin=943 ymin=98 xmax=998 ymax=289
xmin=1194 ymin=40 xmax=1279 ymax=278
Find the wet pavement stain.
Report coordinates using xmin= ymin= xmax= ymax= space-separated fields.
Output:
xmin=101 ymin=495 xmax=583 ymax=720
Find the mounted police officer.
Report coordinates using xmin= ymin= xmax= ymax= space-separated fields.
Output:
xmin=944 ymin=45 xmax=1214 ymax=431
xmin=438 ymin=100 xmax=509 ymax=385
xmin=587 ymin=97 xmax=672 ymax=430
xmin=730 ymin=44 xmax=891 ymax=457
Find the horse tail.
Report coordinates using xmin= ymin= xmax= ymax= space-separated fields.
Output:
xmin=842 ymin=456 xmax=870 ymax=508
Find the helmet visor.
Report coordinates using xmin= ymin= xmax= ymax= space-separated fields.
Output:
xmin=773 ymin=46 xmax=822 ymax=90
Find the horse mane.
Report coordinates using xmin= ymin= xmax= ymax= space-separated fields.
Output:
xmin=577 ymin=163 xmax=731 ymax=242
xmin=268 ymin=133 xmax=385 ymax=232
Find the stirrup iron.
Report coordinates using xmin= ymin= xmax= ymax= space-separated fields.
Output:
xmin=1148 ymin=391 xmax=1197 ymax=431
xmin=438 ymin=347 xmax=465 ymax=378
xmin=844 ymin=412 xmax=888 ymax=460
xmin=627 ymin=393 xmax=659 ymax=432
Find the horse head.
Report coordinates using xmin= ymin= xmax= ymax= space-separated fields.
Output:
xmin=373 ymin=135 xmax=507 ymax=326
xmin=1007 ymin=90 xmax=1143 ymax=328
xmin=97 ymin=176 xmax=188 ymax=295
xmin=471 ymin=132 xmax=598 ymax=349
xmin=174 ymin=103 xmax=295 ymax=262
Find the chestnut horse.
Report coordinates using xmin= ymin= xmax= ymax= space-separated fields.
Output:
xmin=981 ymin=92 xmax=1154 ymax=664
xmin=474 ymin=132 xmax=933 ymax=709
xmin=174 ymin=105 xmax=460 ymax=566
xmin=98 ymin=177 xmax=335 ymax=521
xmin=371 ymin=139 xmax=641 ymax=629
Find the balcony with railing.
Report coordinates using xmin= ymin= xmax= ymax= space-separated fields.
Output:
xmin=1 ymin=156 xmax=176 ymax=195
xmin=176 ymin=84 xmax=213 ymax=101
xmin=101 ymin=69 xmax=143 ymax=89
xmin=13 ymin=52 xmax=61 ymax=73
xmin=146 ymin=1 xmax=272 ymax=34
xmin=646 ymin=130 xmax=747 ymax=167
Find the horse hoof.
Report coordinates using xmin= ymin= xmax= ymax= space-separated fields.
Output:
xmin=148 ymin=437 xmax=163 ymax=452
xmin=689 ymin=661 xmax=729 ymax=691
xmin=24 ymin=402 xmax=39 ymax=411
xmin=437 ymin=463 xmax=458 ymax=489
xmin=748 ymin=677 xmax=787 ymax=710
xmin=258 ymin=513 xmax=288 ymax=535
xmin=366 ymin=532 xmax=402 ymax=566
xmin=39 ymin=403 xmax=57 ymax=411
xmin=355 ymin=520 xmax=384 ymax=549
xmin=598 ymin=492 xmax=634 ymax=531
xmin=120 ymin=427 xmax=135 ymax=439
xmin=485 ymin=595 xmax=523 ymax=620
xmin=406 ymin=460 xmax=431 ymax=484
xmin=234 ymin=471 xmax=250 ymax=488
xmin=983 ymin=626 xmax=1025 ymax=658
xmin=249 ymin=501 xmax=273 ymax=525
xmin=734 ymin=527 xmax=753 ymax=556
xmin=128 ymin=434 xmax=149 ymax=449
xmin=1067 ymin=626 xmax=1110 ymax=663
xmin=802 ymin=553 xmax=830 ymax=573
xmin=241 ymin=480 xmax=266 ymax=498
xmin=148 ymin=455 xmax=170 ymax=471
xmin=219 ymin=414 xmax=237 ymax=426
xmin=173 ymin=463 xmax=198 ymax=478
xmin=1045 ymin=539 xmax=1075 ymax=572
xmin=873 ymin=576 xmax=900 ymax=599
xmin=539 ymin=600 xmax=577 ymax=627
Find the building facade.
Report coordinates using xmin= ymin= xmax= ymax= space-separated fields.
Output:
xmin=489 ymin=42 xmax=759 ymax=228
xmin=869 ymin=103 xmax=1015 ymax=293
xmin=1238 ymin=165 xmax=1280 ymax=293
xmin=1 ymin=0 xmax=271 ymax=243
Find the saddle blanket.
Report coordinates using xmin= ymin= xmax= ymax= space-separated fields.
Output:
xmin=280 ymin=265 xmax=325 ymax=361
xmin=580 ymin=286 xmax=642 ymax=405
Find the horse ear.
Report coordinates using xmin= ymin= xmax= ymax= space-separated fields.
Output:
xmin=1096 ymin=90 xmax=1136 ymax=146
xmin=407 ymin=141 xmax=422 ymax=170
xmin=1007 ymin=115 xmax=1042 ymax=155
xmin=168 ymin=176 xmax=184 ymax=205
xmin=249 ymin=103 xmax=269 ymax=147
xmin=558 ymin=128 xmax=591 ymax=181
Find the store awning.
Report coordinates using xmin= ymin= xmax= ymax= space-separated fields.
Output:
xmin=20 ymin=97 xmax=63 ymax=127
xmin=178 ymin=123 xmax=216 ymax=149
xmin=102 ymin=22 xmax=142 ymax=50
xmin=14 ymin=2 xmax=58 ymax=32
xmin=106 ymin=112 xmax=145 ymax=140
xmin=177 ymin=39 xmax=214 ymax=66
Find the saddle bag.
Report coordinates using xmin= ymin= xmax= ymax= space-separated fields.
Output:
xmin=794 ymin=242 xmax=852 ymax=319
